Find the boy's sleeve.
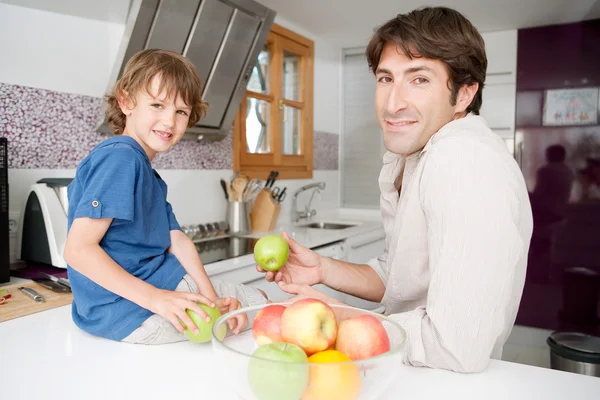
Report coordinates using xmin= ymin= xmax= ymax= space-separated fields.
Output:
xmin=73 ymin=149 xmax=140 ymax=222
xmin=166 ymin=201 xmax=181 ymax=231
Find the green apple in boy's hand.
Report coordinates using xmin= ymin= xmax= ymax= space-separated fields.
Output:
xmin=184 ymin=303 xmax=226 ymax=343
xmin=254 ymin=234 xmax=290 ymax=272
xmin=248 ymin=342 xmax=309 ymax=400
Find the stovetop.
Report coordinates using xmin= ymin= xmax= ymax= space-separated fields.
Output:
xmin=193 ymin=235 xmax=256 ymax=265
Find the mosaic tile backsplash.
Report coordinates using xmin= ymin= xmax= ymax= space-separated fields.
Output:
xmin=0 ymin=83 xmax=339 ymax=170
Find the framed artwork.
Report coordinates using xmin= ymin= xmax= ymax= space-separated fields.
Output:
xmin=542 ymin=87 xmax=598 ymax=126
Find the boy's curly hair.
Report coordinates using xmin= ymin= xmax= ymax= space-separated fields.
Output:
xmin=106 ymin=49 xmax=208 ymax=134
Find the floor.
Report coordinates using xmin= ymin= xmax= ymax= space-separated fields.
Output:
xmin=502 ymin=325 xmax=553 ymax=369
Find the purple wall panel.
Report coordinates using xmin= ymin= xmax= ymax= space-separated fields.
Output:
xmin=515 ymin=20 xmax=600 ymax=336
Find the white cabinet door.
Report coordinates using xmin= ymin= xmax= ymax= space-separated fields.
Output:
xmin=482 ymin=30 xmax=517 ymax=84
xmin=480 ymin=83 xmax=516 ymax=131
xmin=245 ymin=276 xmax=293 ymax=302
xmin=340 ymin=228 xmax=387 ymax=312
xmin=346 ymin=228 xmax=386 ymax=265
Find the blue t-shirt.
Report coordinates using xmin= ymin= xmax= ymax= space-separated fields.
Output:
xmin=67 ymin=136 xmax=186 ymax=341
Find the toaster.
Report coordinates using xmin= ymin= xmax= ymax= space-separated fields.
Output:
xmin=17 ymin=178 xmax=72 ymax=268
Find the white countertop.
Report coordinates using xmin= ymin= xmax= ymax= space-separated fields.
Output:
xmin=2 ymin=305 xmax=599 ymax=400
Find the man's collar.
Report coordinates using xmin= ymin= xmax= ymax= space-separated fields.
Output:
xmin=383 ymin=113 xmax=480 ymax=163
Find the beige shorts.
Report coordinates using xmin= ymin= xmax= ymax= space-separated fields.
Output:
xmin=121 ymin=275 xmax=267 ymax=345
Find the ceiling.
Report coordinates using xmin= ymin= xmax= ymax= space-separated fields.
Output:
xmin=258 ymin=0 xmax=600 ymax=47
xmin=3 ymin=0 xmax=599 ymax=48
xmin=0 ymin=0 xmax=130 ymax=24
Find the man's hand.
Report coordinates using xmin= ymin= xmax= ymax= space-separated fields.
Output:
xmin=214 ymin=297 xmax=248 ymax=334
xmin=257 ymin=232 xmax=325 ymax=286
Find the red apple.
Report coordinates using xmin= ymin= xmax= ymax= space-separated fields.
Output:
xmin=252 ymin=304 xmax=287 ymax=346
xmin=280 ymin=298 xmax=337 ymax=356
xmin=335 ymin=314 xmax=390 ymax=360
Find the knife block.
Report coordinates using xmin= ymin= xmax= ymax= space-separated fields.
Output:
xmin=250 ymin=189 xmax=280 ymax=232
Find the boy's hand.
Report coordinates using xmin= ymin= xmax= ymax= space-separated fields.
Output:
xmin=215 ymin=297 xmax=248 ymax=334
xmin=149 ymin=289 xmax=216 ymax=334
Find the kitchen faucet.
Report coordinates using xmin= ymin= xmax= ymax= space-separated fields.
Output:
xmin=292 ymin=182 xmax=326 ymax=223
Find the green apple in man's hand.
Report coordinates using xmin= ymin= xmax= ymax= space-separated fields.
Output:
xmin=254 ymin=234 xmax=290 ymax=272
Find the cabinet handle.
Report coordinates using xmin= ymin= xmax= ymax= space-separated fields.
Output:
xmin=244 ymin=276 xmax=267 ymax=284
xmin=350 ymin=235 xmax=385 ymax=249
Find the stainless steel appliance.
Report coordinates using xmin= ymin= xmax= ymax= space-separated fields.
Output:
xmin=99 ymin=0 xmax=276 ymax=141
xmin=0 ymin=138 xmax=9 ymax=283
xmin=193 ymin=235 xmax=254 ymax=265
xmin=547 ymin=332 xmax=600 ymax=376
xmin=17 ymin=178 xmax=72 ymax=269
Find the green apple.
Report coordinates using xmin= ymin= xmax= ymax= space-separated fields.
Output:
xmin=253 ymin=234 xmax=290 ymax=272
xmin=248 ymin=342 xmax=309 ymax=400
xmin=183 ymin=303 xmax=227 ymax=343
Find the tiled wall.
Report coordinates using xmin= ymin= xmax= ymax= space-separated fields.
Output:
xmin=0 ymin=83 xmax=339 ymax=170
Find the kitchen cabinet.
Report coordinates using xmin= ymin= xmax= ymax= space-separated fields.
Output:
xmin=233 ymin=24 xmax=315 ymax=180
xmin=245 ymin=276 xmax=292 ymax=302
xmin=482 ymin=30 xmax=517 ymax=85
xmin=480 ymin=30 xmax=518 ymax=153
xmin=345 ymin=228 xmax=386 ymax=265
xmin=480 ymin=83 xmax=516 ymax=132
xmin=337 ymin=229 xmax=386 ymax=311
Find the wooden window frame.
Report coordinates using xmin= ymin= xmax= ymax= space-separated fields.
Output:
xmin=233 ymin=23 xmax=314 ymax=180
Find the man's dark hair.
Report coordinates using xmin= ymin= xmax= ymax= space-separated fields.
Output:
xmin=365 ymin=6 xmax=487 ymax=114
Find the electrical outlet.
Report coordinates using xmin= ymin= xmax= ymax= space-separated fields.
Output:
xmin=8 ymin=211 xmax=20 ymax=238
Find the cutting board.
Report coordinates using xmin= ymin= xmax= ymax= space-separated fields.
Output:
xmin=0 ymin=280 xmax=73 ymax=322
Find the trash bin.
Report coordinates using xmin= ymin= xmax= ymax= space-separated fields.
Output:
xmin=547 ymin=332 xmax=600 ymax=377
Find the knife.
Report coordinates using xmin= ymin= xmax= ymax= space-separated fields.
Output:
xmin=39 ymin=272 xmax=71 ymax=289
xmin=32 ymin=278 xmax=71 ymax=293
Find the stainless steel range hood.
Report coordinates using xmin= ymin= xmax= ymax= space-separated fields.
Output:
xmin=99 ymin=0 xmax=275 ymax=141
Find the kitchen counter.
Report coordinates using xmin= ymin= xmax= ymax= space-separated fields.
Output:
xmin=2 ymin=305 xmax=599 ymax=400
xmin=203 ymin=208 xmax=384 ymax=276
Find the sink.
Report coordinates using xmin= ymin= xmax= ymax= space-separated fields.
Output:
xmin=299 ymin=222 xmax=357 ymax=230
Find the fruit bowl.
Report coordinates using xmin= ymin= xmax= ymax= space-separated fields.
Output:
xmin=211 ymin=302 xmax=406 ymax=400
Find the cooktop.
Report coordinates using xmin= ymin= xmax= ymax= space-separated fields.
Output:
xmin=193 ymin=235 xmax=256 ymax=265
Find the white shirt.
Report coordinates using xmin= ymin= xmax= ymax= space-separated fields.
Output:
xmin=368 ymin=115 xmax=533 ymax=373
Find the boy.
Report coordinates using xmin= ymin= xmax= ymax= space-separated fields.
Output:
xmin=64 ymin=49 xmax=267 ymax=344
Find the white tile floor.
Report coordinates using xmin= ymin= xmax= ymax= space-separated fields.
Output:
xmin=502 ymin=325 xmax=553 ymax=368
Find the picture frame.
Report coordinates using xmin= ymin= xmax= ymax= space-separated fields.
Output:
xmin=542 ymin=87 xmax=599 ymax=126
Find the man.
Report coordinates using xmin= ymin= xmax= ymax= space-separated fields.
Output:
xmin=258 ymin=7 xmax=533 ymax=373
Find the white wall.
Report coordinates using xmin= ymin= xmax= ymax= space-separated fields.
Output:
xmin=275 ymin=16 xmax=342 ymax=135
xmin=2 ymin=3 xmax=344 ymax=262
xmin=0 ymin=4 xmax=343 ymax=134
xmin=7 ymin=169 xmax=339 ymax=262
xmin=0 ymin=2 xmax=127 ymax=97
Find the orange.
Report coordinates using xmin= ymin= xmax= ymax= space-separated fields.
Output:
xmin=302 ymin=350 xmax=361 ymax=400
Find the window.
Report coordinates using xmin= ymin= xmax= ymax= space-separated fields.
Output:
xmin=341 ymin=50 xmax=384 ymax=209
xmin=233 ymin=24 xmax=314 ymax=179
